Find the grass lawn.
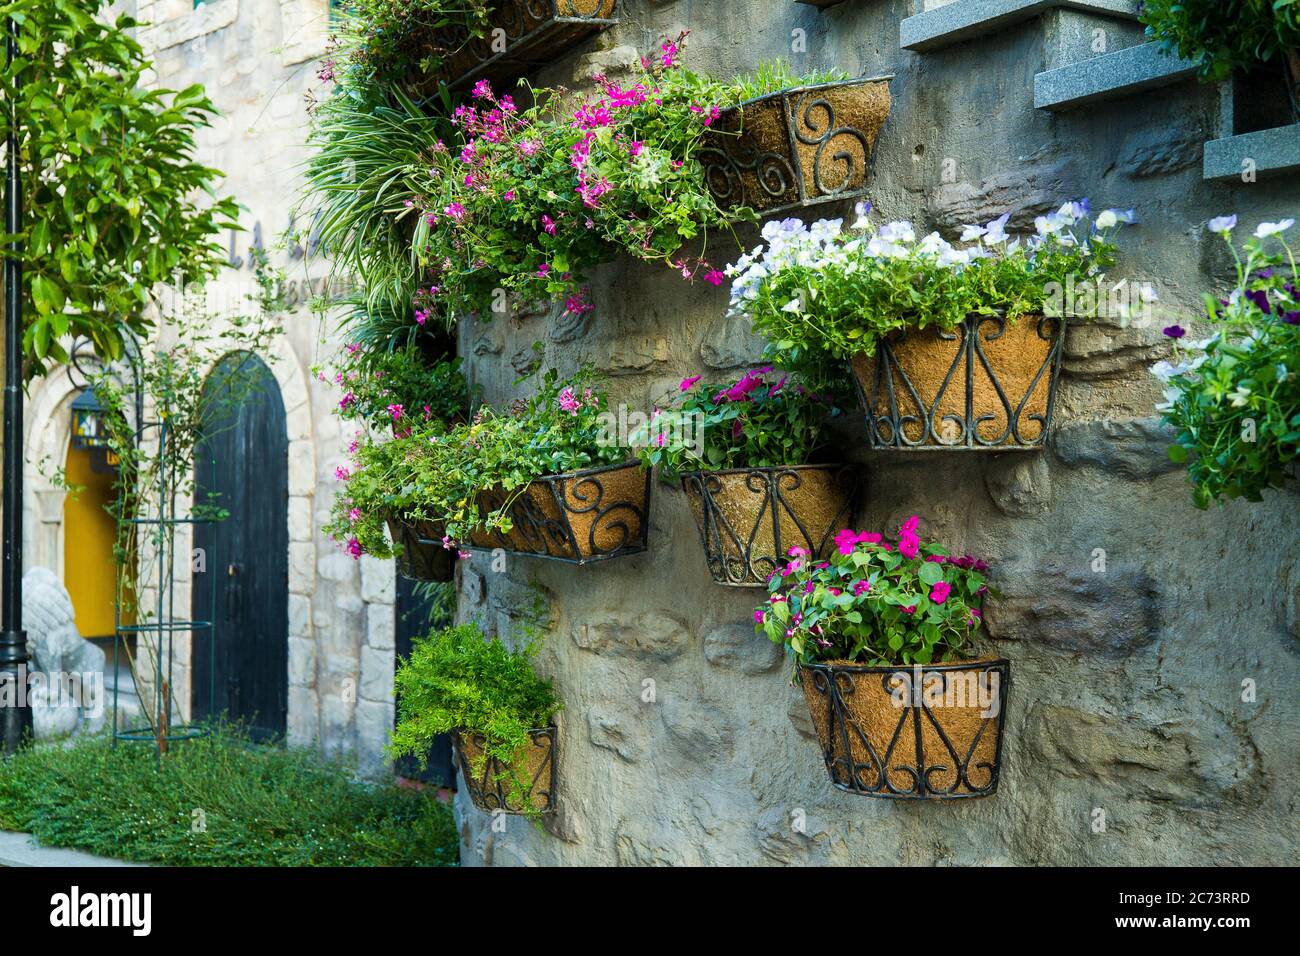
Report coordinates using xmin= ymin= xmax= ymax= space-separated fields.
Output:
xmin=0 ymin=729 xmax=458 ymax=866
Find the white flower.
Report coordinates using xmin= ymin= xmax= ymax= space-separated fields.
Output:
xmin=782 ymin=298 xmax=802 ymax=314
xmin=1228 ymin=385 xmax=1252 ymax=407
xmin=1095 ymin=210 xmax=1117 ymax=230
xmin=1034 ymin=214 xmax=1060 ymax=236
xmin=1278 ymin=364 xmax=1290 ymax=383
xmin=1207 ymin=214 xmax=1237 ymax=234
xmin=1254 ymin=218 xmax=1295 ymax=238
xmin=878 ymin=220 xmax=915 ymax=244
xmin=959 ymin=223 xmax=986 ymax=242
xmin=983 ymin=213 xmax=1011 ymax=245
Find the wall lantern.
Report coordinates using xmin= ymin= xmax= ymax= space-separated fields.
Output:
xmin=70 ymin=388 xmax=110 ymax=450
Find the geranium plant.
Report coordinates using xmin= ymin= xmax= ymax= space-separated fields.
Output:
xmin=325 ymin=368 xmax=625 ymax=557
xmin=314 ymin=339 xmax=467 ymax=435
xmin=1141 ymin=0 xmax=1300 ymax=83
xmin=637 ymin=368 xmax=836 ymax=477
xmin=389 ymin=621 xmax=560 ymax=816
xmin=303 ymin=31 xmax=847 ymax=340
xmin=729 ymin=200 xmax=1135 ymax=369
xmin=1154 ymin=215 xmax=1300 ymax=507
xmin=756 ymin=516 xmax=992 ymax=667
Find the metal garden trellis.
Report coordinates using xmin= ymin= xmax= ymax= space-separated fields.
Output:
xmin=66 ymin=330 xmax=218 ymax=761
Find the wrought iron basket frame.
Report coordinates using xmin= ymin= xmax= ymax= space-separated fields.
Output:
xmin=800 ymin=659 xmax=1011 ymax=800
xmin=700 ymin=74 xmax=894 ymax=219
xmin=453 ymin=725 xmax=558 ymax=815
xmin=386 ymin=513 xmax=456 ymax=583
xmin=466 ymin=460 xmax=651 ymax=564
xmin=681 ymin=463 xmax=858 ymax=589
xmin=439 ymin=0 xmax=618 ymax=92
xmin=853 ymin=312 xmax=1066 ymax=451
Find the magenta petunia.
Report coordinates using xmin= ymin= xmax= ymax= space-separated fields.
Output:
xmin=680 ymin=375 xmax=701 ymax=391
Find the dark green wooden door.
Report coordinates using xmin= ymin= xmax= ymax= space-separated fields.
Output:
xmin=192 ymin=353 xmax=289 ymax=739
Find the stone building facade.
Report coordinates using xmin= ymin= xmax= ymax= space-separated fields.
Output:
xmin=448 ymin=1 xmax=1300 ymax=865
xmin=20 ymin=0 xmax=1297 ymax=865
xmin=22 ymin=0 xmax=399 ymax=772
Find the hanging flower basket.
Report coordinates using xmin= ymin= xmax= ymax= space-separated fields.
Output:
xmin=699 ymin=75 xmax=892 ymax=217
xmin=467 ymin=461 xmax=651 ymax=563
xmin=453 ymin=726 xmax=558 ymax=815
xmin=385 ymin=515 xmax=456 ymax=582
xmin=800 ymin=659 xmax=1010 ymax=799
xmin=435 ymin=0 xmax=618 ymax=92
xmin=681 ymin=465 xmax=857 ymax=587
xmin=851 ymin=313 xmax=1065 ymax=450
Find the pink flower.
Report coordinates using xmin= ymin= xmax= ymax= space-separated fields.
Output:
xmin=703 ymin=269 xmax=725 ymax=286
xmin=348 ymin=508 xmax=361 ymax=523
xmin=900 ymin=515 xmax=920 ymax=534
xmin=852 ymin=579 xmax=871 ymax=596
xmin=754 ymin=609 xmax=765 ymax=623
xmin=520 ymin=139 xmax=541 ymax=156
xmin=558 ymin=387 xmax=580 ymax=415
xmin=834 ymin=528 xmax=883 ymax=556
xmin=787 ymin=546 xmax=810 ymax=557
xmin=387 ymin=404 xmax=404 ymax=422
xmin=629 ymin=140 xmax=644 ymax=157
xmin=503 ymin=190 xmax=516 ymax=201
xmin=542 ymin=214 xmax=557 ymax=236
xmin=828 ymin=587 xmax=842 ymax=597
xmin=803 ymin=581 xmax=815 ymax=594
xmin=655 ymin=432 xmax=666 ymax=447
xmin=338 ymin=392 xmax=355 ymax=410
xmin=346 ymin=537 xmax=362 ymax=559
xmin=334 ymin=465 xmax=350 ymax=481
xmin=444 ymin=202 xmax=466 ymax=221
xmin=968 ymin=608 xmax=982 ymax=626
xmin=471 ymin=79 xmax=493 ymax=100
xmin=537 ymin=263 xmax=551 ymax=278
xmin=930 ymin=580 xmax=952 ymax=604
xmin=901 ymin=604 xmax=916 ymax=615
xmin=680 ymin=374 xmax=701 ymax=392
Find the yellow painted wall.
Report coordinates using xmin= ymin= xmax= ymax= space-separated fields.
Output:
xmin=63 ymin=441 xmax=119 ymax=639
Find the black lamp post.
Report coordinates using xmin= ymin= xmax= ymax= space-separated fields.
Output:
xmin=1 ymin=15 xmax=31 ymax=754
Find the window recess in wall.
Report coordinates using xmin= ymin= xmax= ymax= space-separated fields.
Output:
xmin=1203 ymin=70 xmax=1300 ymax=182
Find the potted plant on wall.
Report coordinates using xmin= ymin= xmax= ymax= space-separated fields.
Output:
xmin=390 ymin=622 xmax=561 ymax=816
xmin=317 ymin=337 xmax=468 ymax=581
xmin=326 ymin=369 xmax=651 ymax=564
xmin=699 ymin=69 xmax=892 ymax=217
xmin=756 ymin=515 xmax=1008 ymax=799
xmin=1153 ymin=215 xmax=1299 ymax=507
xmin=637 ymin=368 xmax=856 ymax=587
xmin=729 ymin=201 xmax=1137 ymax=449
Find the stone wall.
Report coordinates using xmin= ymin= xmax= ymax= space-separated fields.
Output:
xmin=453 ymin=0 xmax=1300 ymax=865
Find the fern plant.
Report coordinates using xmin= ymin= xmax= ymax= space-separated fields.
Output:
xmin=390 ymin=623 xmax=561 ymax=816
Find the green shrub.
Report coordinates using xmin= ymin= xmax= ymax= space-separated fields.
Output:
xmin=1141 ymin=0 xmax=1300 ymax=82
xmin=390 ymin=623 xmax=560 ymax=813
xmin=0 ymin=729 xmax=457 ymax=866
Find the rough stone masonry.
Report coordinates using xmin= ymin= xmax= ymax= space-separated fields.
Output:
xmin=452 ymin=0 xmax=1300 ymax=865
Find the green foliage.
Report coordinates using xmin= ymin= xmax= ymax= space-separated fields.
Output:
xmin=1141 ymin=0 xmax=1300 ymax=81
xmin=726 ymin=59 xmax=849 ymax=101
xmin=390 ymin=622 xmax=560 ymax=814
xmin=316 ymin=337 xmax=467 ymax=434
xmin=756 ymin=517 xmax=993 ymax=667
xmin=731 ymin=202 xmax=1133 ymax=367
xmin=328 ymin=0 xmax=492 ymax=89
xmin=326 ymin=368 xmax=626 ymax=556
xmin=637 ymin=367 xmax=836 ymax=478
xmin=301 ymin=31 xmax=848 ymax=335
xmin=1155 ymin=217 xmax=1300 ymax=507
xmin=1 ymin=0 xmax=237 ymax=377
xmin=0 ymin=729 xmax=458 ymax=866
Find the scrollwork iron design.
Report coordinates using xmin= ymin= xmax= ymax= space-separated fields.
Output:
xmin=682 ymin=465 xmax=857 ymax=587
xmin=855 ymin=313 xmax=1065 ymax=450
xmin=437 ymin=0 xmax=618 ymax=91
xmin=454 ymin=726 xmax=557 ymax=815
xmin=801 ymin=660 xmax=1010 ymax=800
xmin=700 ymin=76 xmax=891 ymax=217
xmin=468 ymin=461 xmax=650 ymax=564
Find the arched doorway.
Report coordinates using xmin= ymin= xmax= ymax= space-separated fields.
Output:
xmin=191 ymin=353 xmax=289 ymax=739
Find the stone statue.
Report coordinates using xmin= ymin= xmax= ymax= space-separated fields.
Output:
xmin=21 ymin=566 xmax=108 ymax=739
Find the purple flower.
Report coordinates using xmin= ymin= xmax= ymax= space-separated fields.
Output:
xmin=1162 ymin=324 xmax=1186 ymax=339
